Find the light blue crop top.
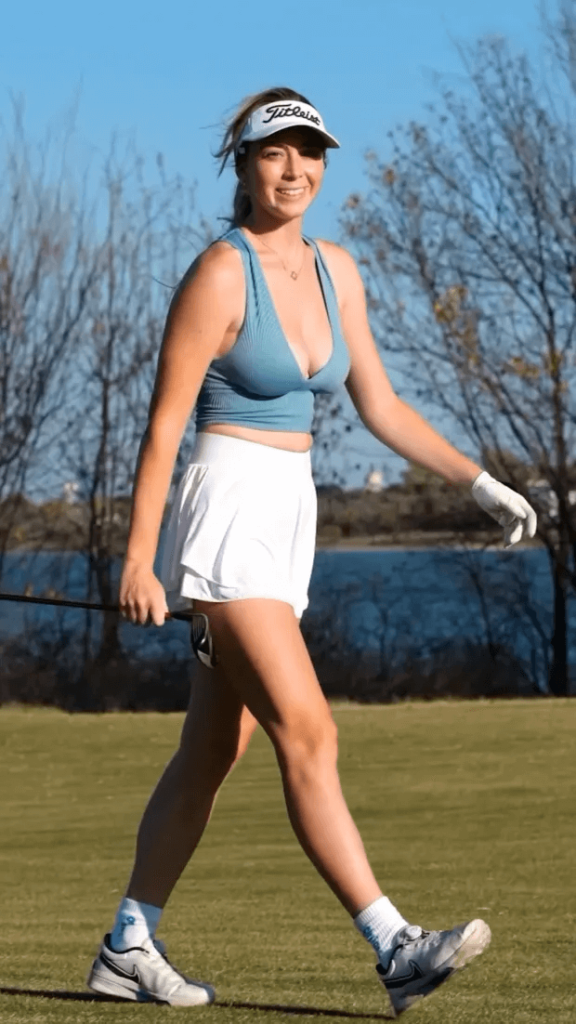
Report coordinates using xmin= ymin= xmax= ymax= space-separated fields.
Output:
xmin=194 ymin=227 xmax=351 ymax=433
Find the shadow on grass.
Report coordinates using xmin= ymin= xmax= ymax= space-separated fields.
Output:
xmin=217 ymin=1001 xmax=391 ymax=1020
xmin=0 ymin=987 xmax=123 ymax=1003
xmin=0 ymin=987 xmax=392 ymax=1019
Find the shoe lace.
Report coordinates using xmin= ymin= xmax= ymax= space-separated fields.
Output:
xmin=152 ymin=940 xmax=190 ymax=990
xmin=378 ymin=926 xmax=427 ymax=976
xmin=397 ymin=925 xmax=425 ymax=946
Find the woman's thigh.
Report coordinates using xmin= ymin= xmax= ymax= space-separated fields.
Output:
xmin=192 ymin=598 xmax=334 ymax=752
xmin=178 ymin=658 xmax=258 ymax=772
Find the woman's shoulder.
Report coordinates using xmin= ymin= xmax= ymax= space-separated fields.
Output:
xmin=311 ymin=236 xmax=352 ymax=258
xmin=196 ymin=234 xmax=244 ymax=275
xmin=312 ymin=239 xmax=362 ymax=298
xmin=176 ymin=236 xmax=244 ymax=296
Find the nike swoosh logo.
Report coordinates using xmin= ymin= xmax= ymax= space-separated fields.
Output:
xmin=378 ymin=960 xmax=425 ymax=989
xmin=101 ymin=952 xmax=142 ymax=985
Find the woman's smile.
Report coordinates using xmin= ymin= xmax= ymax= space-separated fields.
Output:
xmin=276 ymin=186 xmax=308 ymax=198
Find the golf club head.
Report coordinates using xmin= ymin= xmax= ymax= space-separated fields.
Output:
xmin=190 ymin=612 xmax=218 ymax=669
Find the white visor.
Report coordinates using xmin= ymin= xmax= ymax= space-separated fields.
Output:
xmin=235 ymin=101 xmax=339 ymax=155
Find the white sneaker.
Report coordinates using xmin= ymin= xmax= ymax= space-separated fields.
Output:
xmin=87 ymin=933 xmax=215 ymax=1005
xmin=376 ymin=918 xmax=491 ymax=1018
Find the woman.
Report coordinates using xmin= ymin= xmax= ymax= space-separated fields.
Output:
xmin=87 ymin=88 xmax=536 ymax=1016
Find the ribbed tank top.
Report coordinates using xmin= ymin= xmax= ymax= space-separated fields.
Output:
xmin=194 ymin=227 xmax=350 ymax=433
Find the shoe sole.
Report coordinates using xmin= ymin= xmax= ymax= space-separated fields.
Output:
xmin=384 ymin=918 xmax=492 ymax=1018
xmin=87 ymin=958 xmax=214 ymax=1006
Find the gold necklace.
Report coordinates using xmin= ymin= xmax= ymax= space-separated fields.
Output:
xmin=258 ymin=235 xmax=307 ymax=280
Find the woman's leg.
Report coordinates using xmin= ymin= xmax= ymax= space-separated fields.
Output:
xmin=87 ymin=652 xmax=259 ymax=1003
xmin=193 ymin=597 xmax=382 ymax=917
xmin=190 ymin=597 xmax=490 ymax=1020
xmin=126 ymin=663 xmax=258 ymax=908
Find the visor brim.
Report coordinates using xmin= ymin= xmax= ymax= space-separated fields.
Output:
xmin=237 ymin=123 xmax=340 ymax=153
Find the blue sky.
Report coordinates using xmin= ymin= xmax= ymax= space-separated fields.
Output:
xmin=1 ymin=0 xmax=547 ymax=487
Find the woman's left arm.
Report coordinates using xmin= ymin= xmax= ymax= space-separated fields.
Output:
xmin=320 ymin=242 xmax=537 ymax=544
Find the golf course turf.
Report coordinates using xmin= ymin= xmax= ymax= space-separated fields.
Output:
xmin=0 ymin=700 xmax=574 ymax=1023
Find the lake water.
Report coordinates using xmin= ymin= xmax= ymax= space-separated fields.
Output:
xmin=1 ymin=547 xmax=571 ymax=691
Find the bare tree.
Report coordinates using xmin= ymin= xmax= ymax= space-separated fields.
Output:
xmin=58 ymin=140 xmax=209 ymax=665
xmin=0 ymin=101 xmax=210 ymax=677
xmin=542 ymin=0 xmax=576 ymax=94
xmin=342 ymin=12 xmax=576 ymax=694
xmin=0 ymin=101 xmax=98 ymax=570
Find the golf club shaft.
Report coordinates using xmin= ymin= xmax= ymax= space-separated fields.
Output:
xmin=0 ymin=591 xmax=193 ymax=622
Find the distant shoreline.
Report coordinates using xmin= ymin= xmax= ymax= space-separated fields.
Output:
xmin=3 ymin=533 xmax=541 ymax=556
xmin=315 ymin=532 xmax=540 ymax=552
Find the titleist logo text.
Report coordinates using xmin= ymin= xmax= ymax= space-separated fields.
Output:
xmin=261 ymin=104 xmax=321 ymax=127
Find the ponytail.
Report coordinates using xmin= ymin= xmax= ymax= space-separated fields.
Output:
xmin=232 ymin=182 xmax=252 ymax=226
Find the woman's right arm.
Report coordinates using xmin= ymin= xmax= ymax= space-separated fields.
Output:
xmin=120 ymin=243 xmax=242 ymax=625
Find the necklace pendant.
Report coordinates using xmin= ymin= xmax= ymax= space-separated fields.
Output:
xmin=290 ymin=270 xmax=298 ymax=280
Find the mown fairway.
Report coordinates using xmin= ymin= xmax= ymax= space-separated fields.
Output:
xmin=0 ymin=700 xmax=574 ymax=1024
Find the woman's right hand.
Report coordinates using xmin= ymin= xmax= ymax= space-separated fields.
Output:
xmin=119 ymin=559 xmax=170 ymax=626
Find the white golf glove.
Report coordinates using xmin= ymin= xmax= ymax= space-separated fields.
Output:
xmin=471 ymin=471 xmax=537 ymax=547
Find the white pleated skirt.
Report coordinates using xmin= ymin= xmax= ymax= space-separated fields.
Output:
xmin=160 ymin=432 xmax=317 ymax=619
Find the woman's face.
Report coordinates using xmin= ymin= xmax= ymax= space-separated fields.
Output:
xmin=240 ymin=127 xmax=326 ymax=224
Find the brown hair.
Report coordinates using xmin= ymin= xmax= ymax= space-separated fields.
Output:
xmin=216 ymin=86 xmax=318 ymax=226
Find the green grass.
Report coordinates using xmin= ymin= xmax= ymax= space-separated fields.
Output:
xmin=0 ymin=700 xmax=575 ymax=1024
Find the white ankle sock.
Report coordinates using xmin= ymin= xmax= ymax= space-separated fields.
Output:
xmin=110 ymin=897 xmax=163 ymax=951
xmin=354 ymin=896 xmax=409 ymax=967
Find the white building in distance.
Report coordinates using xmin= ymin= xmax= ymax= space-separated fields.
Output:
xmin=365 ymin=469 xmax=385 ymax=493
xmin=62 ymin=481 xmax=80 ymax=504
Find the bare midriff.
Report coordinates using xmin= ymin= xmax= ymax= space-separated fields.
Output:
xmin=201 ymin=422 xmax=312 ymax=453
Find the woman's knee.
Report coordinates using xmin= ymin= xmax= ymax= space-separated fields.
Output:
xmin=176 ymin=728 xmax=239 ymax=784
xmin=275 ymin=708 xmax=339 ymax=776
xmin=194 ymin=598 xmax=338 ymax=778
xmin=177 ymin=702 xmax=256 ymax=783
